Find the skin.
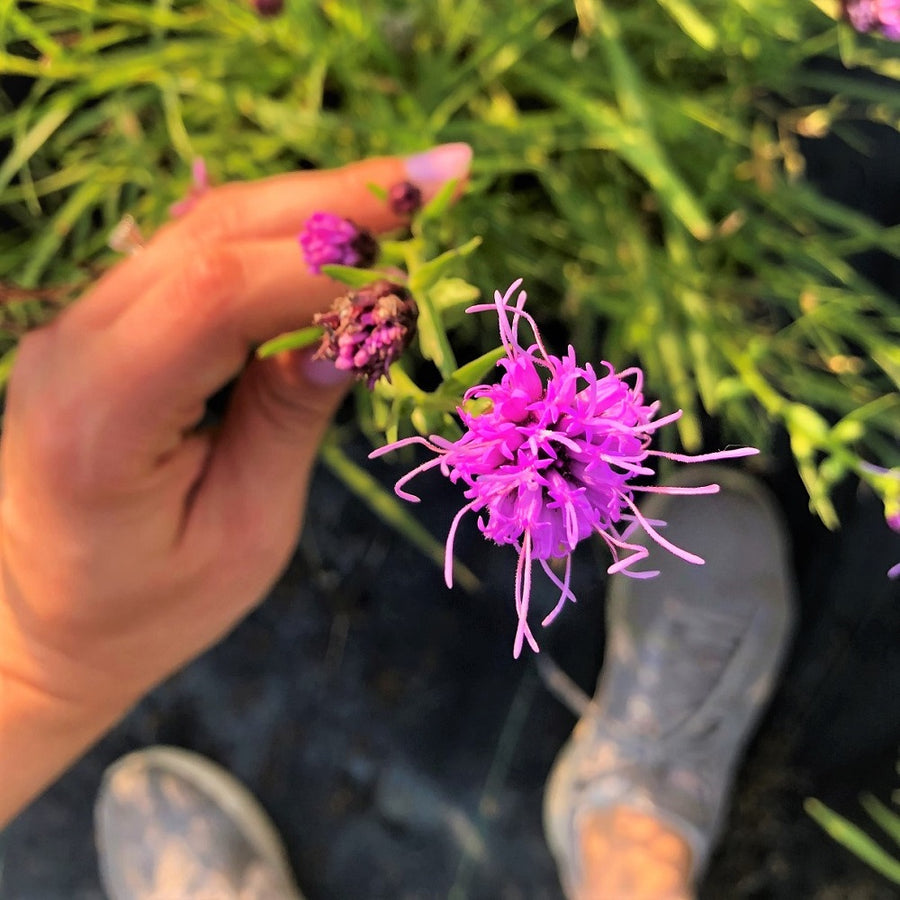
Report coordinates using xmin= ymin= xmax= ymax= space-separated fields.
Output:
xmin=575 ymin=808 xmax=695 ymax=900
xmin=0 ymin=152 xmax=458 ymax=826
xmin=0 ymin=149 xmax=695 ymax=900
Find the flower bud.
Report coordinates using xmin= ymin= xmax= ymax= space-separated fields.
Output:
xmin=388 ymin=180 xmax=423 ymax=216
xmin=299 ymin=212 xmax=379 ymax=276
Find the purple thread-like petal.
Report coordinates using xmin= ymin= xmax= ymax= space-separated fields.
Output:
xmin=621 ymin=493 xmax=705 ymax=565
xmin=444 ymin=500 xmax=477 ymax=588
xmin=540 ymin=554 xmax=575 ymax=627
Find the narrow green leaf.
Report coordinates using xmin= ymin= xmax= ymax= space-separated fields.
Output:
xmin=437 ymin=346 xmax=506 ymax=398
xmin=20 ymin=178 xmax=109 ymax=285
xmin=256 ymin=326 xmax=323 ymax=358
xmin=655 ymin=0 xmax=718 ymax=51
xmin=806 ymin=798 xmax=900 ymax=885
xmin=0 ymin=345 xmax=16 ymax=394
xmin=410 ymin=237 xmax=483 ymax=291
xmin=861 ymin=795 xmax=900 ymax=850
xmin=873 ymin=345 xmax=900 ymax=392
xmin=428 ymin=276 xmax=481 ymax=313
xmin=318 ymin=264 xmax=390 ymax=288
xmin=413 ymin=282 xmax=457 ymax=378
xmin=0 ymin=98 xmax=78 ymax=195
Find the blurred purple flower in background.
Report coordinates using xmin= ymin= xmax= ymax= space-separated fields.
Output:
xmin=371 ymin=280 xmax=758 ymax=657
xmin=299 ymin=212 xmax=379 ymax=276
xmin=844 ymin=0 xmax=900 ymax=39
xmin=313 ymin=280 xmax=418 ymax=388
xmin=388 ymin=180 xmax=423 ymax=217
xmin=169 ymin=158 xmax=210 ymax=218
xmin=859 ymin=462 xmax=900 ymax=578
xmin=252 ymin=0 xmax=284 ymax=17
xmin=888 ymin=509 xmax=900 ymax=579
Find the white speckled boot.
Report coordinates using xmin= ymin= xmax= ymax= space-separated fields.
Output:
xmin=544 ymin=465 xmax=796 ymax=897
xmin=95 ymin=746 xmax=303 ymax=900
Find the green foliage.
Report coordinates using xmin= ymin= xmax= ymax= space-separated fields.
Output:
xmin=806 ymin=791 xmax=900 ymax=885
xmin=2 ymin=0 xmax=900 ymax=531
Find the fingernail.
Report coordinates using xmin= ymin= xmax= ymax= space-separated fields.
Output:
xmin=298 ymin=349 xmax=354 ymax=388
xmin=404 ymin=143 xmax=472 ymax=186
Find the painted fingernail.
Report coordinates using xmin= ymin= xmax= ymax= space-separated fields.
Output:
xmin=298 ymin=349 xmax=354 ymax=388
xmin=404 ymin=143 xmax=472 ymax=186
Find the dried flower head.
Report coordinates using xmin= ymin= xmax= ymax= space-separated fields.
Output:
xmin=170 ymin=158 xmax=210 ymax=218
xmin=388 ymin=180 xmax=424 ymax=216
xmin=299 ymin=212 xmax=379 ymax=276
xmin=843 ymin=0 xmax=900 ymax=38
xmin=370 ymin=280 xmax=759 ymax=657
xmin=313 ymin=280 xmax=418 ymax=388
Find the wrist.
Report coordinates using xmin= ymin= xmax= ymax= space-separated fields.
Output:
xmin=0 ymin=603 xmax=138 ymax=827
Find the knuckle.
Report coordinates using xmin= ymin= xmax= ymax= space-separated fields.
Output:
xmin=190 ymin=185 xmax=246 ymax=242
xmin=178 ymin=246 xmax=245 ymax=319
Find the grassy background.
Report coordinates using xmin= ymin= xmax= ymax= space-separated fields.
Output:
xmin=2 ymin=0 xmax=900 ymax=527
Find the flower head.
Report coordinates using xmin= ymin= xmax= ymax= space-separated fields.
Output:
xmin=170 ymin=158 xmax=210 ymax=218
xmin=843 ymin=0 xmax=900 ymax=39
xmin=388 ymin=180 xmax=423 ymax=217
xmin=370 ymin=280 xmax=758 ymax=657
xmin=299 ymin=212 xmax=379 ymax=276
xmin=313 ymin=280 xmax=418 ymax=388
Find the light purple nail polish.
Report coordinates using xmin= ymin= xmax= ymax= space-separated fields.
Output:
xmin=404 ymin=143 xmax=473 ymax=186
xmin=300 ymin=350 xmax=353 ymax=387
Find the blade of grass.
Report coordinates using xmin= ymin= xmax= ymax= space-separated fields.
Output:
xmin=806 ymin=798 xmax=900 ymax=885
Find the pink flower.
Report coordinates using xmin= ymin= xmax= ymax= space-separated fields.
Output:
xmin=859 ymin=462 xmax=900 ymax=578
xmin=883 ymin=487 xmax=900 ymax=579
xmin=298 ymin=212 xmax=379 ymax=276
xmin=844 ymin=0 xmax=900 ymax=39
xmin=169 ymin=158 xmax=210 ymax=218
xmin=388 ymin=180 xmax=423 ymax=217
xmin=313 ymin=280 xmax=418 ymax=388
xmin=370 ymin=280 xmax=759 ymax=657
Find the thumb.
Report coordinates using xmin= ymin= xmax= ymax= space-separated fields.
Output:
xmin=203 ymin=348 xmax=352 ymax=539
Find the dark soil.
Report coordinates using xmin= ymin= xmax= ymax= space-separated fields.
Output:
xmin=3 ymin=443 xmax=900 ymax=900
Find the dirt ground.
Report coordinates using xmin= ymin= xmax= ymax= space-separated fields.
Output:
xmin=4 ymin=442 xmax=900 ymax=899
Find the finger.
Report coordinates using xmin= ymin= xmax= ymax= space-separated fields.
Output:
xmin=78 ymin=144 xmax=472 ymax=329
xmin=75 ymin=237 xmax=332 ymax=477
xmin=182 ymin=349 xmax=351 ymax=572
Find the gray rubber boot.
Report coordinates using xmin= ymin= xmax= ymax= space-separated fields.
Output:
xmin=95 ymin=746 xmax=303 ymax=900
xmin=544 ymin=465 xmax=796 ymax=897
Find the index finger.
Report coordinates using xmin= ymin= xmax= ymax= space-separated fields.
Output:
xmin=56 ymin=146 xmax=472 ymax=477
xmin=81 ymin=144 xmax=473 ymax=327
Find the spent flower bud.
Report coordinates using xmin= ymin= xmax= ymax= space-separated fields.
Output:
xmin=313 ymin=280 xmax=418 ymax=388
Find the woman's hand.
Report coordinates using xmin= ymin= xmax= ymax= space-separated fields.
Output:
xmin=0 ymin=144 xmax=472 ymax=824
